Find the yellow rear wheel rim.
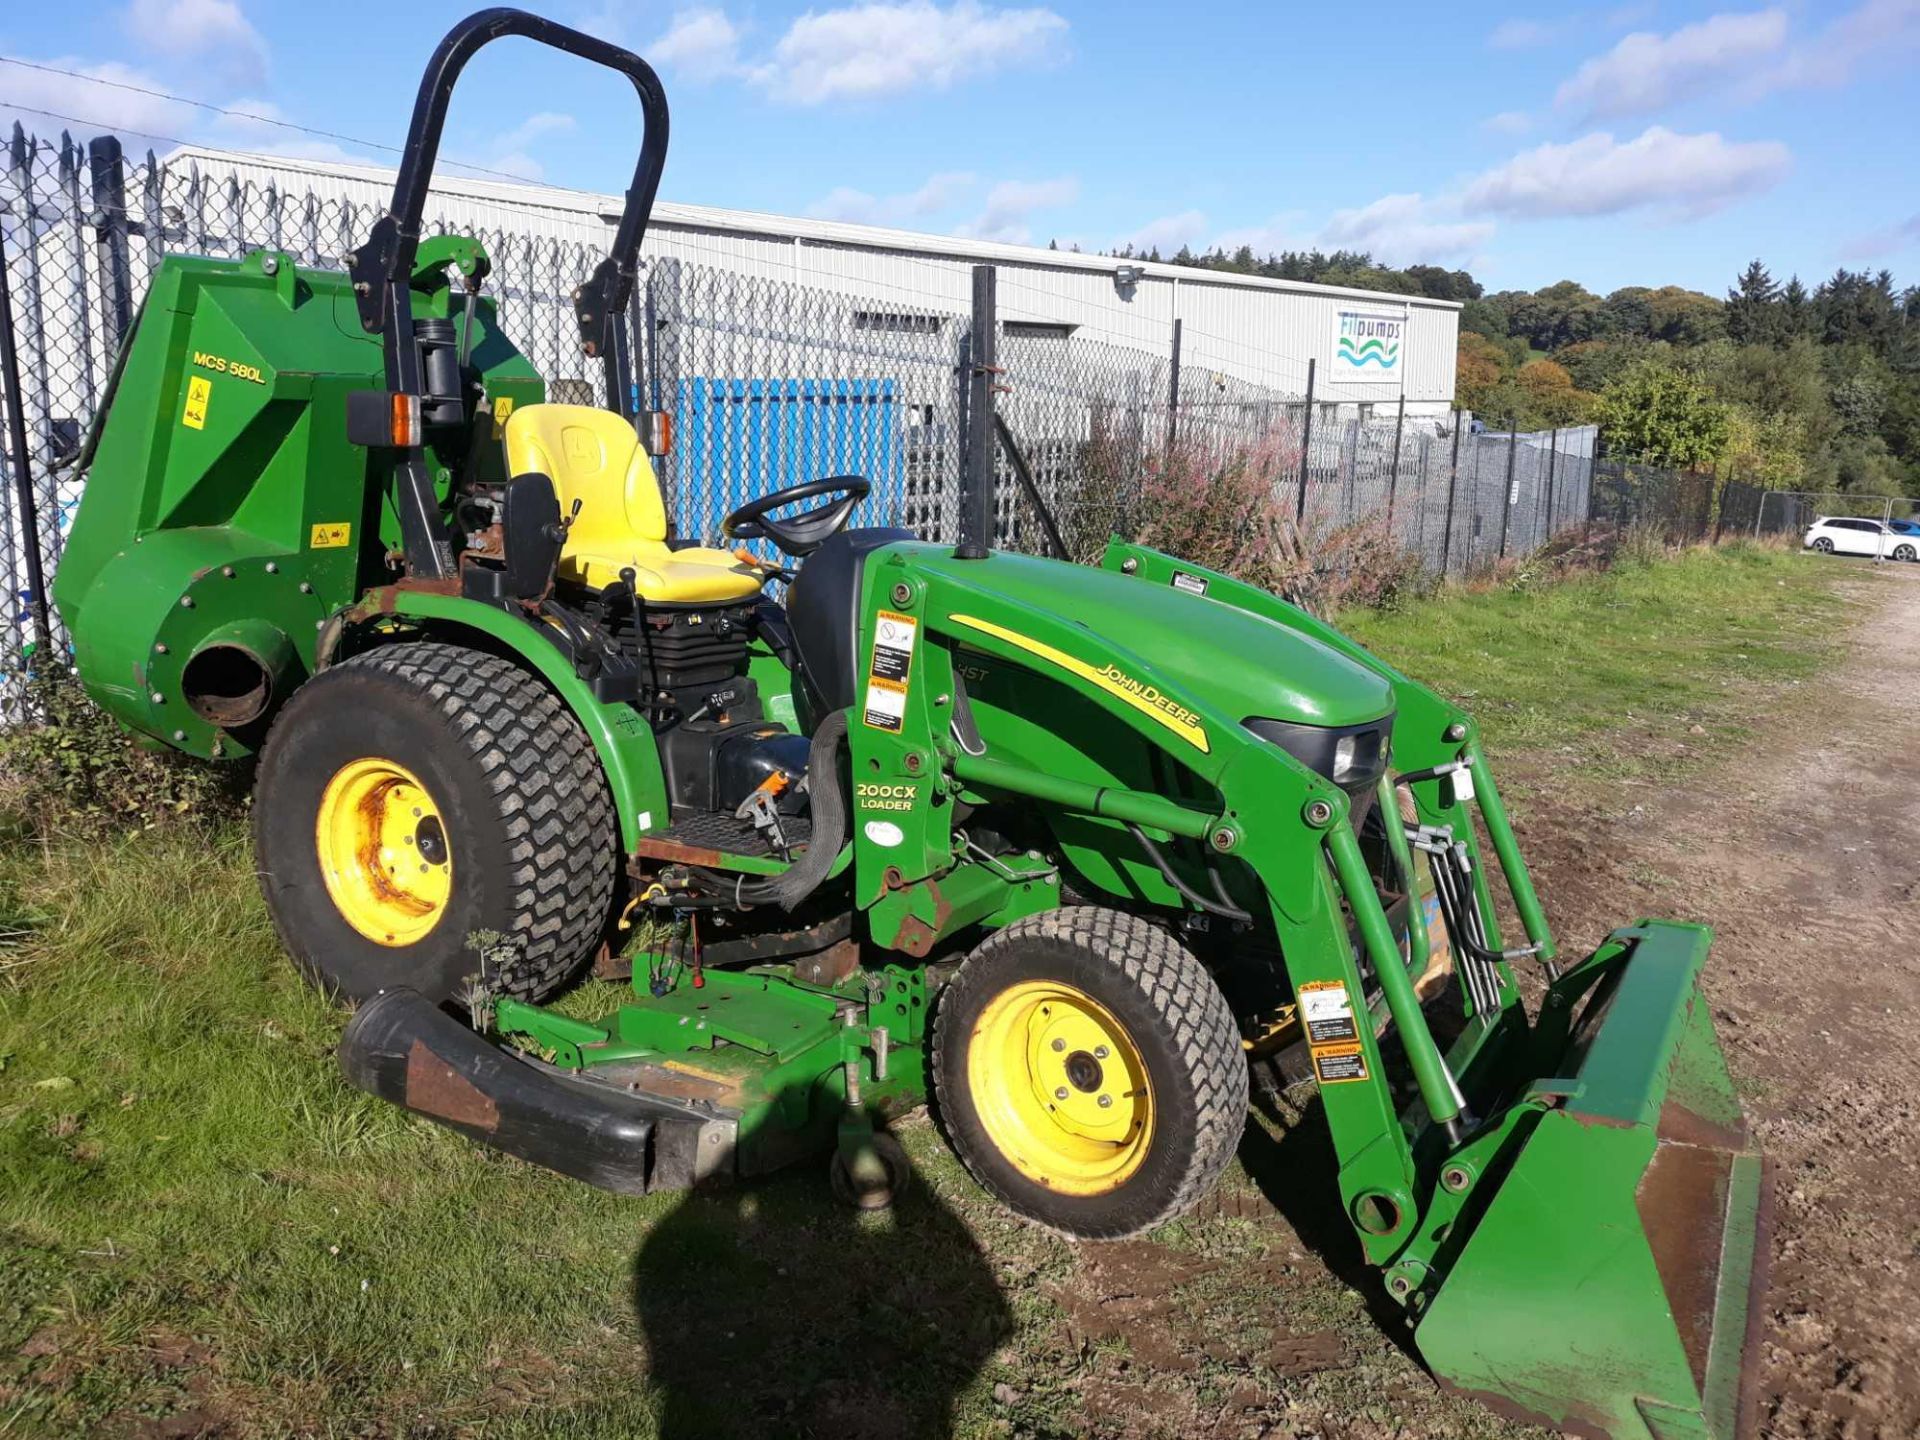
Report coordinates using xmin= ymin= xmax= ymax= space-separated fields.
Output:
xmin=315 ymin=758 xmax=453 ymax=946
xmin=967 ymin=979 xmax=1153 ymax=1196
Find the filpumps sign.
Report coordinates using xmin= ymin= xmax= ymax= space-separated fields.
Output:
xmin=1333 ymin=311 xmax=1403 ymax=382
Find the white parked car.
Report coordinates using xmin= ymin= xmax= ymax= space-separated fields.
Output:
xmin=1803 ymin=516 xmax=1918 ymax=561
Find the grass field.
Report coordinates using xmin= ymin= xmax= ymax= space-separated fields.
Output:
xmin=0 ymin=543 xmax=1847 ymax=1439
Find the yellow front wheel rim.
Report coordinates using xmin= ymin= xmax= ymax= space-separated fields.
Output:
xmin=315 ymin=758 xmax=453 ymax=946
xmin=967 ymin=980 xmax=1153 ymax=1196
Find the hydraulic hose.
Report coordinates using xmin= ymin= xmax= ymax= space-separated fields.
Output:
xmin=728 ymin=708 xmax=849 ymax=912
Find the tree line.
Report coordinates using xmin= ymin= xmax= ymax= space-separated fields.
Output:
xmin=1129 ymin=243 xmax=1919 ymax=497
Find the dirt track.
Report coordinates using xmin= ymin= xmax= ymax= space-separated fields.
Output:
xmin=1031 ymin=558 xmax=1920 ymax=1440
xmin=1517 ymin=560 xmax=1920 ymax=1437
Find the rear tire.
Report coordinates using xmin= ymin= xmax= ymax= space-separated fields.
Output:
xmin=253 ymin=642 xmax=617 ymax=1004
xmin=1895 ymin=544 xmax=1916 ymax=563
xmin=932 ymin=908 xmax=1247 ymax=1238
xmin=1812 ymin=537 xmax=1834 ymax=553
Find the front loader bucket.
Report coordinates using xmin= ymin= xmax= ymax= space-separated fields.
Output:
xmin=1416 ymin=922 xmax=1770 ymax=1440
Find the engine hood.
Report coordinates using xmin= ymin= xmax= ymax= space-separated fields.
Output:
xmin=913 ymin=548 xmax=1394 ymax=731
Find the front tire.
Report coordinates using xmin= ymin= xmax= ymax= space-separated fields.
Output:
xmin=1894 ymin=544 xmax=1916 ymax=563
xmin=254 ymin=642 xmax=617 ymax=1004
xmin=1812 ymin=537 xmax=1834 ymax=553
xmin=932 ymin=908 xmax=1247 ymax=1238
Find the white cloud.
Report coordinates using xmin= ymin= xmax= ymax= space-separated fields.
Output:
xmin=650 ymin=2 xmax=1069 ymax=104
xmin=478 ymin=111 xmax=576 ymax=180
xmin=1210 ymin=216 xmax=1309 ymax=258
xmin=649 ymin=7 xmax=749 ymax=81
xmin=0 ymin=56 xmax=197 ymax=147
xmin=955 ymin=175 xmax=1078 ymax=244
xmin=759 ymin=1 xmax=1066 ymax=104
xmin=1463 ymin=125 xmax=1791 ymax=219
xmin=198 ymin=98 xmax=360 ymax=161
xmin=1753 ymin=0 xmax=1920 ymax=94
xmin=1844 ymin=212 xmax=1920 ymax=259
xmin=1482 ymin=109 xmax=1533 ymax=136
xmin=1318 ymin=193 xmax=1495 ymax=264
xmin=1488 ymin=17 xmax=1563 ymax=49
xmin=1556 ymin=9 xmax=1789 ymax=119
xmin=1488 ymin=4 xmax=1658 ymax=50
xmin=807 ymin=170 xmax=976 ymax=224
xmin=123 ymin=0 xmax=269 ymax=86
xmin=1118 ymin=209 xmax=1210 ymax=254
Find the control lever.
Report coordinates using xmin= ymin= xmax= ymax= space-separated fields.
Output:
xmin=735 ymin=772 xmax=794 ymax=860
xmin=545 ymin=497 xmax=583 ymax=544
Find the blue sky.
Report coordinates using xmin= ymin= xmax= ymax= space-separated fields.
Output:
xmin=3 ymin=1 xmax=1917 ymax=296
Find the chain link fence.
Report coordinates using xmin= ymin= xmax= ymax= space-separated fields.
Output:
xmin=1 ymin=126 xmax=1811 ymax=723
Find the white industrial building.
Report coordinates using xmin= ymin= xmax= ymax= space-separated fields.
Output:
xmin=149 ymin=146 xmax=1462 ymax=421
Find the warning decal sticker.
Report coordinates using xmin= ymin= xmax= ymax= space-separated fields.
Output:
xmin=310 ymin=522 xmax=352 ymax=549
xmin=182 ymin=375 xmax=211 ymax=430
xmin=1312 ymin=1043 xmax=1370 ymax=1084
xmin=864 ymin=678 xmax=907 ymax=732
xmin=1300 ymin=980 xmax=1359 ymax=1045
xmin=1171 ymin=570 xmax=1209 ymax=596
xmin=863 ymin=610 xmax=918 ymax=732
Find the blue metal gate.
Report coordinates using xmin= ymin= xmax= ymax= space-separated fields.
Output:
xmin=674 ymin=378 xmax=905 ymax=542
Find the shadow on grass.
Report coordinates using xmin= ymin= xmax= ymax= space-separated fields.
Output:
xmin=632 ymin=1155 xmax=1012 ymax=1440
xmin=1237 ymin=1091 xmax=1424 ymax=1365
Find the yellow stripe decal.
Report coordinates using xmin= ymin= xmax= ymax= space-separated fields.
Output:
xmin=947 ymin=613 xmax=1209 ymax=753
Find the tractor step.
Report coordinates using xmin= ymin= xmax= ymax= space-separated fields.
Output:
xmin=338 ymin=988 xmax=737 ymax=1194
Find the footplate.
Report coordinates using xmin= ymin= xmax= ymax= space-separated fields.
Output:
xmin=338 ymin=988 xmax=733 ymax=1194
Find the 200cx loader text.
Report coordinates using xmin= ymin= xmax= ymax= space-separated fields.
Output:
xmin=52 ymin=10 xmax=1769 ymax=1437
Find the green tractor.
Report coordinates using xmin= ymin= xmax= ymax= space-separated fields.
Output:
xmin=52 ymin=10 xmax=1768 ymax=1436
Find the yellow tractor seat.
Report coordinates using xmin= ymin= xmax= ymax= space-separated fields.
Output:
xmin=500 ymin=403 xmax=763 ymax=604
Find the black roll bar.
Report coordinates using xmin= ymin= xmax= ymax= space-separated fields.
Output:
xmin=347 ymin=8 xmax=670 ymax=578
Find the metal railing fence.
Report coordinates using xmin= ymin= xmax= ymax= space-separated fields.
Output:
xmin=0 ymin=126 xmax=1809 ymax=724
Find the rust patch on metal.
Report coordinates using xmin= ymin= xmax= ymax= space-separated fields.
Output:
xmin=356 ymin=584 xmax=401 ymax=618
xmin=1657 ymin=1097 xmax=1748 ymax=1151
xmin=794 ymin=938 xmax=860 ymax=986
xmin=393 ymin=574 xmax=461 ymax=598
xmin=635 ymin=836 xmax=729 ymax=868
xmin=1432 ymin=1379 xmax=1614 ymax=1440
xmin=1636 ymin=1139 xmax=1734 ymax=1394
xmin=590 ymin=940 xmax=630 ymax=980
xmin=404 ymin=1039 xmax=499 ymax=1130
xmin=894 ymin=915 xmax=938 ymax=956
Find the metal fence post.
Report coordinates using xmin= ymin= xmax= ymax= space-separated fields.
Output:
xmin=88 ymin=136 xmax=133 ymax=356
xmin=1165 ymin=316 xmax=1181 ymax=456
xmin=1543 ymin=426 xmax=1558 ymax=545
xmin=957 ymin=264 xmax=996 ymax=560
xmin=1440 ymin=407 xmax=1461 ymax=575
xmin=1295 ymin=357 xmax=1315 ymax=524
xmin=1386 ymin=392 xmax=1404 ymax=529
xmin=0 ymin=231 xmax=53 ymax=659
xmin=1498 ymin=418 xmax=1518 ymax=558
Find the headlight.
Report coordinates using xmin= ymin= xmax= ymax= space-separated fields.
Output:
xmin=1245 ymin=716 xmax=1392 ymax=795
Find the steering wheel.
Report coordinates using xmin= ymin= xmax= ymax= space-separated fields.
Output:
xmin=722 ymin=476 xmax=871 ymax=558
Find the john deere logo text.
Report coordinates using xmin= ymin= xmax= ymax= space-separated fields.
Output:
xmin=856 ymin=782 xmax=918 ymax=812
xmin=1095 ymin=664 xmax=1202 ymax=731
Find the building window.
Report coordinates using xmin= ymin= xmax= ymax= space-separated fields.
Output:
xmin=1004 ymin=320 xmax=1077 ymax=340
xmin=854 ymin=310 xmax=943 ymax=334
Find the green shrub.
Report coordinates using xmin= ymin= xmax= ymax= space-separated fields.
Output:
xmin=0 ymin=669 xmax=246 ymax=838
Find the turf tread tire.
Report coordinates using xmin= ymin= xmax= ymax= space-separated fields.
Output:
xmin=931 ymin=907 xmax=1247 ymax=1239
xmin=253 ymin=642 xmax=616 ymax=1004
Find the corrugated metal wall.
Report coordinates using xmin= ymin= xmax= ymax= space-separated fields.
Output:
xmin=158 ymin=148 xmax=1460 ymax=412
